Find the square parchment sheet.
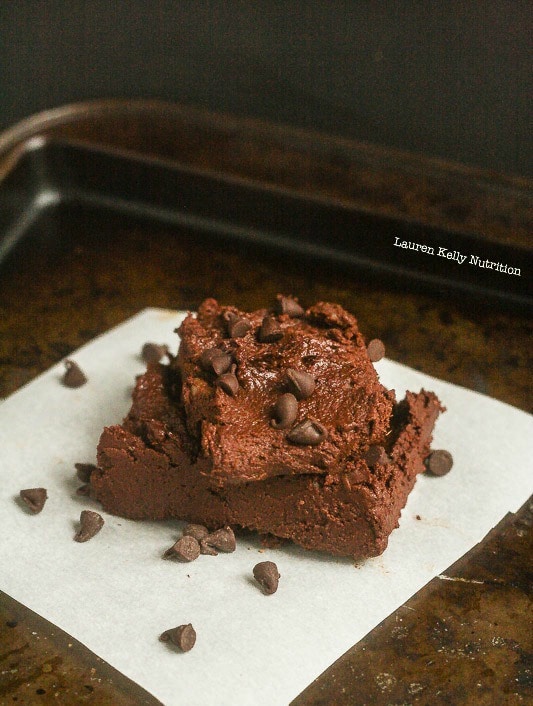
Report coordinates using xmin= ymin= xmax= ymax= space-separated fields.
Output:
xmin=1 ymin=309 xmax=531 ymax=706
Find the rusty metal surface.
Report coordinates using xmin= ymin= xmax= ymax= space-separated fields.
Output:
xmin=0 ymin=101 xmax=531 ymax=704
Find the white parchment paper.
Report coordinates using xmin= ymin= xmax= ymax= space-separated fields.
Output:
xmin=1 ymin=309 xmax=531 ymax=706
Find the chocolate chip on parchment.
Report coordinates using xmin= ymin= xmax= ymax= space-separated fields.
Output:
xmin=62 ymin=360 xmax=87 ymax=388
xmin=164 ymin=535 xmax=200 ymax=562
xmin=275 ymin=295 xmax=304 ymax=318
xmin=425 ymin=449 xmax=454 ymax=476
xmin=223 ymin=311 xmax=252 ymax=338
xmin=19 ymin=488 xmax=47 ymax=514
xmin=216 ymin=365 xmax=239 ymax=396
xmin=271 ymin=393 xmax=298 ymax=429
xmin=160 ymin=623 xmax=196 ymax=652
xmin=287 ymin=418 xmax=328 ymax=446
xmin=364 ymin=445 xmax=389 ymax=467
xmin=258 ymin=316 xmax=284 ymax=343
xmin=202 ymin=526 xmax=236 ymax=554
xmin=367 ymin=339 xmax=386 ymax=363
xmin=199 ymin=540 xmax=219 ymax=556
xmin=74 ymin=510 xmax=104 ymax=542
xmin=253 ymin=561 xmax=280 ymax=595
xmin=141 ymin=342 xmax=169 ymax=364
xmin=286 ymin=368 xmax=315 ymax=400
xmin=183 ymin=523 xmax=209 ymax=542
xmin=75 ymin=462 xmax=98 ymax=483
xmin=199 ymin=348 xmax=233 ymax=376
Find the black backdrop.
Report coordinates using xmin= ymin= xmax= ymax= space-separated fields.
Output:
xmin=1 ymin=1 xmax=531 ymax=177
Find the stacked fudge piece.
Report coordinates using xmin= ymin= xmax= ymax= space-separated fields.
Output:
xmin=91 ymin=296 xmax=444 ymax=559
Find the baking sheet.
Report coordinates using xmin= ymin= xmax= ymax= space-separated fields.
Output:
xmin=0 ymin=309 xmax=531 ymax=706
xmin=1 ymin=138 xmax=531 ymax=311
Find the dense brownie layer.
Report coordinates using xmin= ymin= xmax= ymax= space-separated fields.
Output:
xmin=176 ymin=298 xmax=395 ymax=487
xmin=91 ymin=363 xmax=443 ymax=559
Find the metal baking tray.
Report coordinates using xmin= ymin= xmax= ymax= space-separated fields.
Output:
xmin=0 ymin=101 xmax=531 ymax=705
xmin=1 ymin=117 xmax=531 ymax=312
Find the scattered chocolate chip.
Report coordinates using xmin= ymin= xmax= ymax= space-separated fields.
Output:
xmin=216 ymin=365 xmax=239 ymax=396
xmin=199 ymin=540 xmax=219 ymax=556
xmin=19 ymin=488 xmax=47 ymax=514
xmin=164 ymin=535 xmax=200 ymax=562
xmin=286 ymin=368 xmax=315 ymax=400
xmin=75 ymin=484 xmax=91 ymax=496
xmin=223 ymin=311 xmax=252 ymax=338
xmin=426 ymin=449 xmax=454 ymax=476
xmin=199 ymin=347 xmax=233 ymax=376
xmin=287 ymin=418 xmax=328 ymax=446
xmin=183 ymin=523 xmax=209 ymax=542
xmin=62 ymin=360 xmax=87 ymax=388
xmin=364 ymin=445 xmax=389 ymax=467
xmin=253 ymin=561 xmax=280 ymax=595
xmin=75 ymin=462 xmax=97 ymax=483
xmin=275 ymin=295 xmax=304 ymax=318
xmin=74 ymin=510 xmax=104 ymax=542
xmin=202 ymin=526 xmax=236 ymax=553
xmin=160 ymin=623 xmax=196 ymax=652
xmin=141 ymin=342 xmax=169 ymax=364
xmin=258 ymin=316 xmax=284 ymax=343
xmin=367 ymin=339 xmax=386 ymax=362
xmin=271 ymin=393 xmax=298 ymax=429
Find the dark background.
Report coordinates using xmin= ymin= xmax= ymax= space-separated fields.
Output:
xmin=1 ymin=1 xmax=531 ymax=177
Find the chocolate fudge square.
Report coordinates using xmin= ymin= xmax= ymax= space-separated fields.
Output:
xmin=177 ymin=297 xmax=395 ymax=487
xmin=90 ymin=297 xmax=444 ymax=559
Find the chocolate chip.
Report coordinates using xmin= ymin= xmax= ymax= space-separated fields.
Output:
xmin=160 ymin=623 xmax=196 ymax=652
xmin=141 ymin=342 xmax=169 ymax=364
xmin=75 ymin=462 xmax=97 ymax=483
xmin=202 ymin=526 xmax=236 ymax=553
xmin=62 ymin=360 xmax=87 ymax=388
xmin=74 ymin=510 xmax=104 ymax=542
xmin=164 ymin=535 xmax=200 ymax=562
xmin=286 ymin=418 xmax=328 ymax=446
xmin=367 ymin=339 xmax=386 ymax=362
xmin=364 ymin=445 xmax=389 ymax=467
xmin=216 ymin=365 xmax=239 ymax=396
xmin=286 ymin=368 xmax=315 ymax=400
xmin=19 ymin=488 xmax=47 ymax=514
xmin=199 ymin=540 xmax=219 ymax=556
xmin=426 ymin=449 xmax=454 ymax=476
xmin=199 ymin=348 xmax=233 ymax=376
xmin=271 ymin=393 xmax=298 ymax=429
xmin=76 ymin=484 xmax=91 ymax=496
xmin=258 ymin=316 xmax=284 ymax=343
xmin=183 ymin=523 xmax=209 ymax=542
xmin=223 ymin=311 xmax=252 ymax=338
xmin=253 ymin=561 xmax=280 ymax=595
xmin=275 ymin=295 xmax=304 ymax=318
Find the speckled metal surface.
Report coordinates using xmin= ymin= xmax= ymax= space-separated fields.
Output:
xmin=0 ymin=102 xmax=531 ymax=704
xmin=0 ymin=592 xmax=162 ymax=705
xmin=293 ymin=498 xmax=533 ymax=706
